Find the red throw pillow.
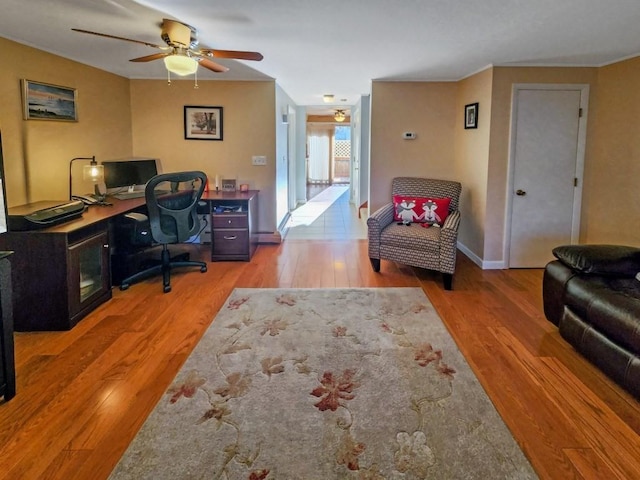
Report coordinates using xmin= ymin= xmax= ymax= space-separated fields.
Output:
xmin=393 ymin=196 xmax=451 ymax=225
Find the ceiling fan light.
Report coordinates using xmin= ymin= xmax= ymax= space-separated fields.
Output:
xmin=334 ymin=110 xmax=346 ymax=122
xmin=164 ymin=54 xmax=198 ymax=76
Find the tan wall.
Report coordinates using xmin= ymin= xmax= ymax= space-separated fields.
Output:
xmin=129 ymin=79 xmax=276 ymax=232
xmin=454 ymin=68 xmax=493 ymax=260
xmin=585 ymin=56 xmax=640 ymax=244
xmin=369 ymin=81 xmax=458 ymax=213
xmin=486 ymin=66 xmax=599 ymax=262
xmin=0 ymin=37 xmax=133 ymax=206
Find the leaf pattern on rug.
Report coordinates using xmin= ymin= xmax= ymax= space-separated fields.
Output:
xmin=260 ymin=318 xmax=288 ymax=336
xmin=166 ymin=370 xmax=206 ymax=404
xmin=197 ymin=402 xmax=231 ymax=426
xmin=227 ymin=297 xmax=249 ymax=310
xmin=336 ymin=431 xmax=366 ymax=471
xmin=395 ymin=431 xmax=436 ymax=476
xmin=214 ymin=372 xmax=252 ymax=398
xmin=414 ymin=343 xmax=443 ymax=367
xmin=310 ymin=369 xmax=359 ymax=412
xmin=248 ymin=469 xmax=270 ymax=480
xmin=261 ymin=357 xmax=285 ymax=377
xmin=275 ymin=293 xmax=296 ymax=306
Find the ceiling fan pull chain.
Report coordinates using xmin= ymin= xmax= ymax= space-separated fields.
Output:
xmin=167 ymin=69 xmax=171 ymax=86
xmin=194 ymin=68 xmax=199 ymax=89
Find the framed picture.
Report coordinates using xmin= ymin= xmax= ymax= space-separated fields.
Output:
xmin=22 ymin=79 xmax=78 ymax=121
xmin=184 ymin=106 xmax=223 ymax=140
xmin=464 ymin=102 xmax=479 ymax=129
xmin=221 ymin=178 xmax=236 ymax=192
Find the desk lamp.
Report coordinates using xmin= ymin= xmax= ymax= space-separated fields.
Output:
xmin=69 ymin=156 xmax=106 ymax=203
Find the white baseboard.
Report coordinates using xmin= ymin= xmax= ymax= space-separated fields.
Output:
xmin=481 ymin=260 xmax=507 ymax=270
xmin=258 ymin=231 xmax=282 ymax=244
xmin=276 ymin=213 xmax=292 ymax=241
xmin=457 ymin=242 xmax=507 ymax=270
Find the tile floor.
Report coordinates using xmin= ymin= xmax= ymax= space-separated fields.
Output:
xmin=284 ymin=185 xmax=368 ymax=240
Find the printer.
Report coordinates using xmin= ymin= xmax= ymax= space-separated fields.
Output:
xmin=7 ymin=200 xmax=85 ymax=231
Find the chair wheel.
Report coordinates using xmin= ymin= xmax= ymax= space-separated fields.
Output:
xmin=120 ymin=283 xmax=129 ymax=291
xmin=201 ymin=265 xmax=207 ymax=272
xmin=163 ymin=285 xmax=171 ymax=293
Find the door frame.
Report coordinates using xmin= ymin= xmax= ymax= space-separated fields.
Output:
xmin=504 ymin=83 xmax=590 ymax=267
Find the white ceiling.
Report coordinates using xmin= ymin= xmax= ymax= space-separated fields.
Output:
xmin=2 ymin=0 xmax=640 ymax=111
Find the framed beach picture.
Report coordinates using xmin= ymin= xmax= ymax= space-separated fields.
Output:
xmin=184 ymin=106 xmax=224 ymax=140
xmin=22 ymin=79 xmax=78 ymax=121
xmin=464 ymin=102 xmax=478 ymax=129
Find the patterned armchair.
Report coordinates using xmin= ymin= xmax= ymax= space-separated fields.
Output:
xmin=367 ymin=177 xmax=462 ymax=290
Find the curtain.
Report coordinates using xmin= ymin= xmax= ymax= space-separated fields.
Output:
xmin=307 ymin=125 xmax=332 ymax=183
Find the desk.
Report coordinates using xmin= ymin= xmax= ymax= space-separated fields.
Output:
xmin=0 ymin=191 xmax=259 ymax=331
xmin=0 ymin=197 xmax=146 ymax=331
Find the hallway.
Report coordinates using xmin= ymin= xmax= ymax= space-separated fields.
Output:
xmin=285 ymin=185 xmax=368 ymax=240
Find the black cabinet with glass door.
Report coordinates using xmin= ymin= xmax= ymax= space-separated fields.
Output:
xmin=0 ymin=221 xmax=111 ymax=331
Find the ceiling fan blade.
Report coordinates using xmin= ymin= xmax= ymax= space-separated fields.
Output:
xmin=71 ymin=28 xmax=165 ymax=49
xmin=197 ymin=57 xmax=230 ymax=73
xmin=129 ymin=52 xmax=169 ymax=62
xmin=202 ymin=49 xmax=263 ymax=61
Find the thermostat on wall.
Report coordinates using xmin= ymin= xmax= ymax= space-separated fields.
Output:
xmin=403 ymin=132 xmax=416 ymax=139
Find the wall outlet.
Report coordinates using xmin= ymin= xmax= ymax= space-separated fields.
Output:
xmin=252 ymin=155 xmax=267 ymax=165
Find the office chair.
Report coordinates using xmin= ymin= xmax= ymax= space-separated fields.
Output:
xmin=119 ymin=171 xmax=208 ymax=293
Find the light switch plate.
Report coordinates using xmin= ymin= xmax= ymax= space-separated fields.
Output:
xmin=252 ymin=155 xmax=267 ymax=165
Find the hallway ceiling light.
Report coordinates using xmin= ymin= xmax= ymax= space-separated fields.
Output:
xmin=323 ymin=94 xmax=335 ymax=103
xmin=334 ymin=109 xmax=346 ymax=122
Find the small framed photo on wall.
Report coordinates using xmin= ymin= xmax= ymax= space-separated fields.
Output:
xmin=464 ymin=102 xmax=479 ymax=129
xmin=184 ymin=105 xmax=223 ymax=140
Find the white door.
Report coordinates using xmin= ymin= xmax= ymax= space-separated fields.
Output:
xmin=351 ymin=105 xmax=361 ymax=209
xmin=509 ymin=86 xmax=587 ymax=267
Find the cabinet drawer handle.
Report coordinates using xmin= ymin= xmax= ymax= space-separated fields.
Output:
xmin=223 ymin=235 xmax=237 ymax=240
xmin=228 ymin=219 xmax=232 ymax=224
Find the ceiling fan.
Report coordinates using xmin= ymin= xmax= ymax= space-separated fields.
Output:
xmin=72 ymin=18 xmax=263 ymax=76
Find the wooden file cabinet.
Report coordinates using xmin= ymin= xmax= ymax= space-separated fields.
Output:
xmin=203 ymin=190 xmax=258 ymax=262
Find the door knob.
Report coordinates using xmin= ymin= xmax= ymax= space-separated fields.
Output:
xmin=515 ymin=189 xmax=527 ymax=196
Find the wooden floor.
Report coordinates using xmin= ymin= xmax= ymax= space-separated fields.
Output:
xmin=1 ymin=241 xmax=639 ymax=479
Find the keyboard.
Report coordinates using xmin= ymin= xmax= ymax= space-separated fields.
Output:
xmin=112 ymin=189 xmax=172 ymax=200
xmin=112 ymin=190 xmax=146 ymax=200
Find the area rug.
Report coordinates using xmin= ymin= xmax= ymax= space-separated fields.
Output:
xmin=109 ymin=288 xmax=537 ymax=479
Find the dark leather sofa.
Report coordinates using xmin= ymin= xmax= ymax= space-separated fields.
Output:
xmin=543 ymin=244 xmax=640 ymax=399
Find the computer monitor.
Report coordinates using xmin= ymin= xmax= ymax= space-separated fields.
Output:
xmin=102 ymin=158 xmax=159 ymax=192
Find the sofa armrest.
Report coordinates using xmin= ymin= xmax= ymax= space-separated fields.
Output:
xmin=552 ymin=244 xmax=640 ymax=278
xmin=439 ymin=210 xmax=460 ymax=274
xmin=367 ymin=203 xmax=395 ymax=259
xmin=441 ymin=209 xmax=460 ymax=232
